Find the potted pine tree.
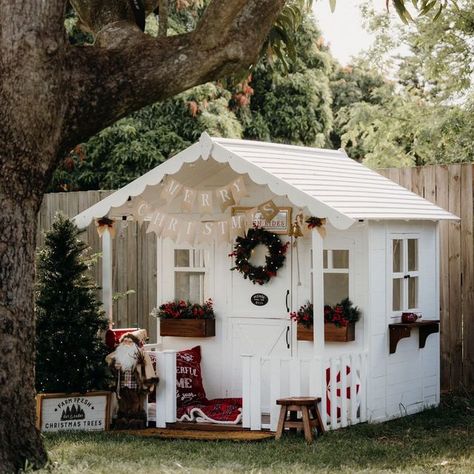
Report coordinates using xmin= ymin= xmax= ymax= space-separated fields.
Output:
xmin=35 ymin=214 xmax=111 ymax=432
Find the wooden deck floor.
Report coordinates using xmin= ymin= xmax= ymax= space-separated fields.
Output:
xmin=113 ymin=427 xmax=274 ymax=441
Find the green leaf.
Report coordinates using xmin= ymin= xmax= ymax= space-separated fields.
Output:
xmin=433 ymin=4 xmax=443 ymax=20
xmin=329 ymin=0 xmax=337 ymax=13
xmin=393 ymin=0 xmax=410 ymax=24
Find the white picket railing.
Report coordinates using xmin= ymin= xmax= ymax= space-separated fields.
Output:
xmin=242 ymin=351 xmax=368 ymax=431
xmin=152 ymin=349 xmax=367 ymax=431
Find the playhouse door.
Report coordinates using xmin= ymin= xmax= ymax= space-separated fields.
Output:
xmin=227 ymin=235 xmax=293 ymax=405
xmin=227 ymin=317 xmax=291 ymax=403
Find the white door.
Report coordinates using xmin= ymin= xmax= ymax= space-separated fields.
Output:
xmin=227 ymin=317 xmax=291 ymax=410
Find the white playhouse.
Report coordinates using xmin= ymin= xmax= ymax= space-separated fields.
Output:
xmin=74 ymin=133 xmax=457 ymax=431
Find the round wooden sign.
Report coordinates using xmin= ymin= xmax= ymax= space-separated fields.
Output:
xmin=251 ymin=293 xmax=268 ymax=306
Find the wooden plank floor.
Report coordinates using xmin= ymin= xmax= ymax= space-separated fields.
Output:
xmin=166 ymin=421 xmax=249 ymax=432
xmin=113 ymin=427 xmax=274 ymax=441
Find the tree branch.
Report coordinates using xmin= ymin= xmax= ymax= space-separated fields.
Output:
xmin=63 ymin=0 xmax=286 ymax=149
xmin=158 ymin=0 xmax=168 ymax=37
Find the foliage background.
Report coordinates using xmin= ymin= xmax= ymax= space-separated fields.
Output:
xmin=51 ymin=1 xmax=474 ymax=192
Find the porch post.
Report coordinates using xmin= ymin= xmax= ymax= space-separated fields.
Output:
xmin=101 ymin=227 xmax=113 ymax=324
xmin=312 ymin=229 xmax=325 ymax=355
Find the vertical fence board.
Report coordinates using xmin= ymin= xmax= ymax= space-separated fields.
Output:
xmin=462 ymin=165 xmax=474 ymax=388
xmin=448 ymin=165 xmax=463 ymax=389
xmin=448 ymin=165 xmax=463 ymax=387
xmin=435 ymin=166 xmax=451 ymax=390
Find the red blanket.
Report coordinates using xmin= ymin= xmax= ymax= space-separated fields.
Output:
xmin=177 ymin=398 xmax=242 ymax=424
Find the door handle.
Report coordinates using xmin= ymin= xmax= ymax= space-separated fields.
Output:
xmin=285 ymin=326 xmax=290 ymax=349
xmin=285 ymin=289 xmax=290 ymax=313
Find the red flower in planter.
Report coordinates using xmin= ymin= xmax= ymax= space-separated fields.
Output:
xmin=292 ymin=299 xmax=361 ymax=329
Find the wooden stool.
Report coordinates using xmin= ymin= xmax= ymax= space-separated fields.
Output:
xmin=275 ymin=397 xmax=325 ymax=443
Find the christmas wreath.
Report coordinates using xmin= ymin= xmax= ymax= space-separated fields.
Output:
xmin=230 ymin=227 xmax=289 ymax=285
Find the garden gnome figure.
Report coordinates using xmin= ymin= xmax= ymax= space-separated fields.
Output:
xmin=106 ymin=330 xmax=158 ymax=429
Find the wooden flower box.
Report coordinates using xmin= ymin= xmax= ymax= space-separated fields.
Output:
xmin=297 ymin=323 xmax=314 ymax=341
xmin=325 ymin=322 xmax=355 ymax=342
xmin=36 ymin=391 xmax=111 ymax=432
xmin=159 ymin=318 xmax=215 ymax=337
xmin=296 ymin=322 xmax=355 ymax=342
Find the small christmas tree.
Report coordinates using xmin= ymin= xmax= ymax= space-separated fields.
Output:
xmin=35 ymin=214 xmax=109 ymax=393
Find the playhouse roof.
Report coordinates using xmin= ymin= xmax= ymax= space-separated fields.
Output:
xmin=74 ymin=133 xmax=457 ymax=230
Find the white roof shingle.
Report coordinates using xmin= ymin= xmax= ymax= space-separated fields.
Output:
xmin=74 ymin=133 xmax=458 ymax=230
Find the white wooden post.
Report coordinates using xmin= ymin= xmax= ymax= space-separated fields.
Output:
xmin=349 ymin=353 xmax=358 ymax=425
xmin=269 ymin=358 xmax=282 ymax=432
xmin=155 ymin=350 xmax=177 ymax=427
xmin=101 ymin=227 xmax=113 ymax=323
xmin=241 ymin=354 xmax=252 ymax=429
xmin=340 ymin=354 xmax=348 ymax=428
xmin=360 ymin=352 xmax=368 ymax=422
xmin=329 ymin=357 xmax=338 ymax=429
xmin=250 ymin=356 xmax=262 ymax=430
xmin=312 ymin=229 xmax=325 ymax=355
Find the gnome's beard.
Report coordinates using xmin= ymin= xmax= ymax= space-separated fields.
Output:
xmin=115 ymin=343 xmax=139 ymax=371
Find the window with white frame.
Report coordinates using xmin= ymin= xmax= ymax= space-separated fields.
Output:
xmin=323 ymin=249 xmax=350 ymax=306
xmin=173 ymin=248 xmax=207 ymax=302
xmin=390 ymin=236 xmax=419 ymax=315
xmin=310 ymin=248 xmax=350 ymax=306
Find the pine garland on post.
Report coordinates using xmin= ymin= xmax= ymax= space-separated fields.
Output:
xmin=35 ymin=214 xmax=109 ymax=393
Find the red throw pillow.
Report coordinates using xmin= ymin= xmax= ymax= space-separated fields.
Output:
xmin=176 ymin=345 xmax=207 ymax=407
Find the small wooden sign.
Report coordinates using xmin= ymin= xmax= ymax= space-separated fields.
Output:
xmin=233 ymin=207 xmax=292 ymax=235
xmin=251 ymin=293 xmax=269 ymax=306
xmin=36 ymin=391 xmax=111 ymax=432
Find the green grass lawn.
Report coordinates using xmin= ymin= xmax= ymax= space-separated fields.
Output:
xmin=37 ymin=394 xmax=474 ymax=473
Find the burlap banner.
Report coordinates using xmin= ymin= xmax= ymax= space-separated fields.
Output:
xmin=145 ymin=208 xmax=250 ymax=245
xmin=159 ymin=175 xmax=248 ymax=213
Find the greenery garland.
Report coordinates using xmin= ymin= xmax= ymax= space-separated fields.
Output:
xmin=230 ymin=227 xmax=289 ymax=285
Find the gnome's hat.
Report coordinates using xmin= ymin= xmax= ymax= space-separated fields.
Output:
xmin=119 ymin=329 xmax=148 ymax=346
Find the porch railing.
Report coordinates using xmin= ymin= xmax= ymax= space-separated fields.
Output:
xmin=242 ymin=351 xmax=368 ymax=431
xmin=152 ymin=349 xmax=368 ymax=431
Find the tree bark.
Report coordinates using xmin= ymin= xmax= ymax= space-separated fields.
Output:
xmin=0 ymin=196 xmax=47 ymax=472
xmin=0 ymin=0 xmax=285 ymax=470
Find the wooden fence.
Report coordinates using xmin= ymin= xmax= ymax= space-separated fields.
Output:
xmin=37 ymin=163 xmax=474 ymax=391
xmin=37 ymin=191 xmax=158 ymax=342
xmin=378 ymin=164 xmax=473 ymax=392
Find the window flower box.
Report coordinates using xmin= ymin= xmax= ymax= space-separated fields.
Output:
xmin=324 ymin=321 xmax=355 ymax=342
xmin=296 ymin=322 xmax=355 ymax=342
xmin=292 ymin=299 xmax=360 ymax=342
xmin=152 ymin=299 xmax=215 ymax=338
xmin=159 ymin=318 xmax=215 ymax=337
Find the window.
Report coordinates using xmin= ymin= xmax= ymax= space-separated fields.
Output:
xmin=173 ymin=248 xmax=207 ymax=302
xmin=390 ymin=237 xmax=419 ymax=315
xmin=323 ymin=249 xmax=350 ymax=306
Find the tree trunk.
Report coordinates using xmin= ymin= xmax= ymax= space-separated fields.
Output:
xmin=0 ymin=195 xmax=47 ymax=472
xmin=0 ymin=1 xmax=286 ymax=470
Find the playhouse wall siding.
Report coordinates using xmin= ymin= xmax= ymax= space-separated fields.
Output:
xmin=367 ymin=221 xmax=440 ymax=423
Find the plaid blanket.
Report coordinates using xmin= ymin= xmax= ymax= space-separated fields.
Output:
xmin=177 ymin=398 xmax=242 ymax=424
